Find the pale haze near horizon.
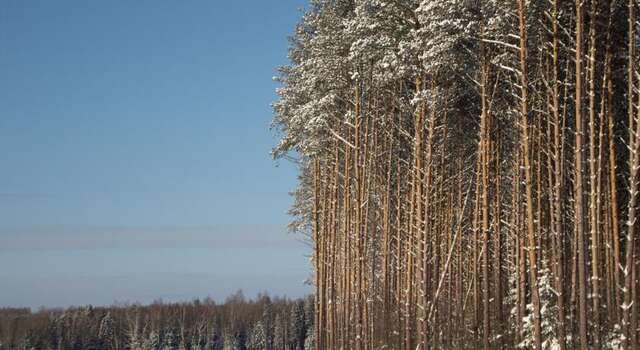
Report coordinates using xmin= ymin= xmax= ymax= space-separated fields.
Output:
xmin=0 ymin=0 xmax=311 ymax=308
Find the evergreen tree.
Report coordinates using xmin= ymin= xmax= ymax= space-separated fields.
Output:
xmin=162 ymin=328 xmax=178 ymax=350
xmin=272 ymin=315 xmax=285 ymax=350
xmin=98 ymin=313 xmax=115 ymax=350
xmin=246 ymin=322 xmax=267 ymax=350
xmin=145 ymin=330 xmax=161 ymax=350
xmin=288 ymin=302 xmax=305 ymax=350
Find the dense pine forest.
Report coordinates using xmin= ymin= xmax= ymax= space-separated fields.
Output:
xmin=272 ymin=0 xmax=640 ymax=349
xmin=0 ymin=293 xmax=315 ymax=350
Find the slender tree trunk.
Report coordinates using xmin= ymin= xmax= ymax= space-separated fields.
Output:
xmin=587 ymin=0 xmax=601 ymax=346
xmin=574 ymin=0 xmax=589 ymax=347
xmin=517 ymin=2 xmax=543 ymax=349
xmin=550 ymin=1 xmax=567 ymax=347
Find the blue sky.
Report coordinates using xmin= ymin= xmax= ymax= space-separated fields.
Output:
xmin=0 ymin=0 xmax=310 ymax=308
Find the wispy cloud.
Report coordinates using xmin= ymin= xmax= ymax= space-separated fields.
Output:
xmin=0 ymin=272 xmax=311 ymax=309
xmin=0 ymin=225 xmax=303 ymax=251
xmin=0 ymin=192 xmax=56 ymax=199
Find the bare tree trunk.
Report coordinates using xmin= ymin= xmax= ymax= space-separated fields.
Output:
xmin=574 ymin=0 xmax=589 ymax=347
xmin=479 ymin=40 xmax=491 ymax=350
xmin=550 ymin=1 xmax=567 ymax=347
xmin=587 ymin=0 xmax=601 ymax=346
xmin=518 ymin=2 xmax=543 ymax=349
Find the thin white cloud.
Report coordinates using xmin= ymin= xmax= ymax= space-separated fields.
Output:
xmin=0 ymin=272 xmax=311 ymax=309
xmin=0 ymin=192 xmax=56 ymax=199
xmin=0 ymin=224 xmax=302 ymax=251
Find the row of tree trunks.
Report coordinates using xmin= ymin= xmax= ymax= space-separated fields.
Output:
xmin=277 ymin=1 xmax=640 ymax=349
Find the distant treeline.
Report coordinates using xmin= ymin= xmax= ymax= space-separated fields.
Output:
xmin=0 ymin=292 xmax=315 ymax=350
